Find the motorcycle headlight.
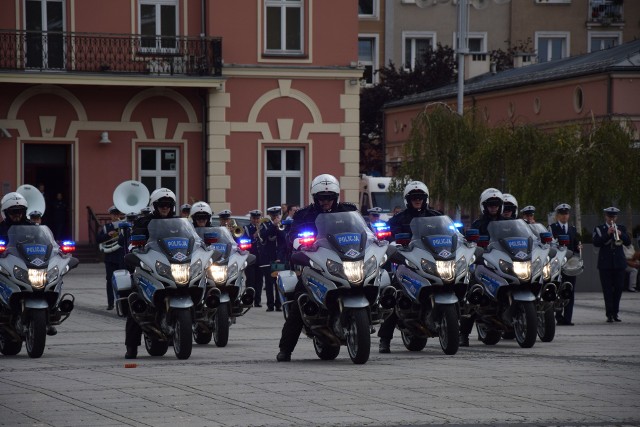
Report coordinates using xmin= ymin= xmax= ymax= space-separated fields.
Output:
xmin=208 ymin=264 xmax=228 ymax=284
xmin=29 ymin=269 xmax=47 ymax=288
xmin=542 ymin=262 xmax=551 ymax=281
xmin=420 ymin=258 xmax=437 ymax=276
xmin=364 ymin=255 xmax=377 ymax=278
xmin=189 ymin=259 xmax=202 ymax=281
xmin=436 ymin=260 xmax=456 ymax=282
xmin=171 ymin=263 xmax=190 ymax=285
xmin=454 ymin=256 xmax=467 ymax=280
xmin=499 ymin=259 xmax=532 ymax=281
xmin=343 ymin=260 xmax=364 ymax=285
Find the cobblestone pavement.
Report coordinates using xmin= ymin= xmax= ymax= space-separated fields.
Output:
xmin=1 ymin=264 xmax=639 ymax=426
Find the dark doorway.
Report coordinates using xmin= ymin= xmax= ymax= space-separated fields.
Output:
xmin=24 ymin=143 xmax=72 ymax=240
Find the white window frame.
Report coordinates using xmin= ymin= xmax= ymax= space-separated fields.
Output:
xmin=358 ymin=34 xmax=379 ymax=85
xmin=358 ymin=0 xmax=379 ymax=19
xmin=264 ymin=148 xmax=304 ymax=211
xmin=139 ymin=147 xmax=180 ymax=202
xmin=264 ymin=0 xmax=304 ymax=55
xmin=587 ymin=31 xmax=622 ymax=52
xmin=138 ymin=0 xmax=178 ymax=53
xmin=402 ymin=31 xmax=436 ymax=71
xmin=535 ymin=31 xmax=570 ymax=63
xmin=453 ymin=31 xmax=487 ymax=54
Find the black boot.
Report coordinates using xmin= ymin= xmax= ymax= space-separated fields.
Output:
xmin=378 ymin=338 xmax=390 ymax=354
xmin=46 ymin=326 xmax=57 ymax=336
xmin=459 ymin=334 xmax=469 ymax=347
xmin=276 ymin=351 xmax=291 ymax=362
xmin=125 ymin=346 xmax=138 ymax=359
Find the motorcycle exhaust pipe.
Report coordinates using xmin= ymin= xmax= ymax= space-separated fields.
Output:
xmin=240 ymin=287 xmax=255 ymax=306
xmin=298 ymin=294 xmax=319 ymax=317
xmin=205 ymin=288 xmax=221 ymax=308
xmin=397 ymin=294 xmax=412 ymax=310
xmin=558 ymin=282 xmax=573 ymax=300
xmin=58 ymin=295 xmax=74 ymax=313
xmin=541 ymin=283 xmax=557 ymax=302
xmin=466 ymin=284 xmax=484 ymax=305
xmin=128 ymin=293 xmax=148 ymax=314
xmin=379 ymin=287 xmax=396 ymax=310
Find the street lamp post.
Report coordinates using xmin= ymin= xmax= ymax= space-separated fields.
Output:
xmin=456 ymin=0 xmax=469 ymax=116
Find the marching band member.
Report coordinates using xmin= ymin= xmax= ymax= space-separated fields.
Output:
xmin=218 ymin=209 xmax=233 ymax=228
xmin=260 ymin=206 xmax=287 ymax=312
xmin=243 ymin=210 xmax=264 ymax=308
xmin=180 ymin=203 xmax=192 ymax=218
xmin=97 ymin=206 xmax=125 ymax=311
xmin=28 ymin=210 xmax=43 ymax=225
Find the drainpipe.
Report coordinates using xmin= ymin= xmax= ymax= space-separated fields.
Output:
xmin=201 ymin=0 xmax=208 ymax=202
xmin=607 ymin=73 xmax=612 ymax=116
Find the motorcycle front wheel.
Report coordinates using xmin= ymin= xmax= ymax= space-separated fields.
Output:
xmin=438 ymin=305 xmax=459 ymax=355
xmin=346 ymin=308 xmax=370 ymax=364
xmin=144 ymin=334 xmax=169 ymax=356
xmin=0 ymin=331 xmax=22 ymax=356
xmin=26 ymin=309 xmax=47 ymax=358
xmin=513 ymin=301 xmax=537 ymax=348
xmin=537 ymin=308 xmax=556 ymax=342
xmin=173 ymin=308 xmax=193 ymax=359
xmin=313 ymin=336 xmax=340 ymax=360
xmin=401 ymin=331 xmax=427 ymax=351
xmin=476 ymin=323 xmax=501 ymax=345
xmin=214 ymin=303 xmax=229 ymax=347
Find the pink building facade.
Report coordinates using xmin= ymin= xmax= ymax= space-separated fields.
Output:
xmin=0 ymin=0 xmax=362 ymax=244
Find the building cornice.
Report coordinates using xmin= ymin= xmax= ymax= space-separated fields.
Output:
xmin=0 ymin=72 xmax=224 ymax=88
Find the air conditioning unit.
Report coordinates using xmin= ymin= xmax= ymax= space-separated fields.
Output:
xmin=535 ymin=0 xmax=571 ymax=4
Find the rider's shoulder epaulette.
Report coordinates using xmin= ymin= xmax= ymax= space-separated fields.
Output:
xmin=340 ymin=202 xmax=358 ymax=211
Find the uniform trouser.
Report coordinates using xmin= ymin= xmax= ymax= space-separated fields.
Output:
xmin=599 ymin=268 xmax=625 ymax=317
xmin=459 ymin=313 xmax=476 ymax=336
xmin=246 ymin=263 xmax=264 ymax=305
xmin=626 ymin=267 xmax=638 ymax=290
xmin=278 ymin=281 xmax=305 ymax=353
xmin=262 ymin=266 xmax=281 ymax=309
xmin=104 ymin=261 xmax=121 ymax=307
xmin=377 ymin=311 xmax=397 ymax=341
xmin=125 ymin=315 xmax=142 ymax=347
xmin=557 ymin=274 xmax=577 ymax=323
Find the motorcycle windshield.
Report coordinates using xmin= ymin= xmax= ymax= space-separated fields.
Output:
xmin=528 ymin=223 xmax=548 ymax=239
xmin=488 ymin=219 xmax=535 ymax=257
xmin=7 ymin=225 xmax=56 ymax=266
xmin=409 ymin=216 xmax=461 ymax=258
xmin=147 ymin=218 xmax=198 ymax=263
xmin=315 ymin=211 xmax=372 ymax=258
xmin=195 ymin=226 xmax=235 ymax=260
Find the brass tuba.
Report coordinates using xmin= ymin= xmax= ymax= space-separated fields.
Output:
xmin=229 ymin=220 xmax=244 ymax=238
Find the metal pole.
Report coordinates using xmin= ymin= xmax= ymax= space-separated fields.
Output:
xmin=457 ymin=0 xmax=468 ymax=116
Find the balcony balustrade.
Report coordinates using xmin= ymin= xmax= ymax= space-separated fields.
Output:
xmin=0 ymin=30 xmax=222 ymax=77
xmin=588 ymin=0 xmax=624 ymax=26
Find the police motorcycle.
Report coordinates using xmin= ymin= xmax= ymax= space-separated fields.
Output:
xmin=0 ymin=225 xmax=78 ymax=358
xmin=116 ymin=218 xmax=214 ymax=359
xmin=277 ymin=211 xmax=396 ymax=364
xmin=391 ymin=216 xmax=476 ymax=355
xmin=528 ymin=223 xmax=582 ymax=342
xmin=464 ymin=219 xmax=547 ymax=348
xmin=193 ymin=226 xmax=255 ymax=347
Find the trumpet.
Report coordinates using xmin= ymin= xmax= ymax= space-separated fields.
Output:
xmin=228 ymin=220 xmax=244 ymax=238
xmin=612 ymin=222 xmax=623 ymax=246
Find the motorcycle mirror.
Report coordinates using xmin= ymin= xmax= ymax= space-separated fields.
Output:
xmin=290 ymin=251 xmax=311 ymax=267
xmin=465 ymin=229 xmax=480 ymax=242
xmin=130 ymin=234 xmax=146 ymax=247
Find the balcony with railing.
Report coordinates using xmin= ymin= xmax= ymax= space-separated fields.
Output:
xmin=588 ymin=0 xmax=624 ymax=27
xmin=0 ymin=30 xmax=222 ymax=77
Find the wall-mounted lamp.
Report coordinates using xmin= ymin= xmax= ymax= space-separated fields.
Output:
xmin=99 ymin=131 xmax=111 ymax=144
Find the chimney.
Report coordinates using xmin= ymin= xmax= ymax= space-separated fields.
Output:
xmin=464 ymin=53 xmax=490 ymax=79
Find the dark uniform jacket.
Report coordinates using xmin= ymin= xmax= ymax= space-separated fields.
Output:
xmin=388 ymin=205 xmax=442 ymax=238
xmin=471 ymin=213 xmax=504 ymax=237
xmin=259 ymin=221 xmax=287 ymax=266
xmin=288 ymin=202 xmax=358 ymax=248
xmin=0 ymin=217 xmax=34 ymax=241
xmin=241 ymin=222 xmax=262 ymax=262
xmin=593 ymin=223 xmax=631 ymax=270
xmin=549 ymin=222 xmax=581 ymax=254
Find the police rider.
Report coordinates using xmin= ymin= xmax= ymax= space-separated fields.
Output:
xmin=276 ymin=174 xmax=357 ymax=362
xmin=190 ymin=201 xmax=213 ymax=228
xmin=378 ymin=181 xmax=441 ymax=353
xmin=501 ymin=193 xmax=518 ymax=219
xmin=123 ymin=188 xmax=177 ymax=359
xmin=0 ymin=193 xmax=33 ymax=240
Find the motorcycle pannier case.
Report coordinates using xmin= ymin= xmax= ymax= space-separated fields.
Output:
xmin=112 ymin=269 xmax=132 ymax=317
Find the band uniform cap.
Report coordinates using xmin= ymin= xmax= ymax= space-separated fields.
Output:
xmin=604 ymin=206 xmax=620 ymax=215
xmin=29 ymin=210 xmax=43 ymax=218
xmin=368 ymin=207 xmax=383 ymax=214
xmin=521 ymin=205 xmax=535 ymax=214
xmin=108 ymin=205 xmax=120 ymax=214
xmin=218 ymin=209 xmax=232 ymax=218
xmin=555 ymin=203 xmax=571 ymax=212
xmin=249 ymin=209 xmax=262 ymax=217
xmin=140 ymin=207 xmax=152 ymax=214
xmin=267 ymin=206 xmax=281 ymax=215
xmin=180 ymin=204 xmax=192 ymax=211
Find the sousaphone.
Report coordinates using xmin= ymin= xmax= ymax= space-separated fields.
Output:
xmin=113 ymin=180 xmax=150 ymax=216
xmin=16 ymin=184 xmax=46 ymax=217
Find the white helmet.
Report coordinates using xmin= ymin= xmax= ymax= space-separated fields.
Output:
xmin=403 ymin=181 xmax=429 ymax=208
xmin=1 ymin=192 xmax=28 ymax=221
xmin=502 ymin=193 xmax=518 ymax=217
xmin=149 ymin=188 xmax=176 ymax=213
xmin=479 ymin=187 xmax=504 ymax=214
xmin=190 ymin=201 xmax=213 ymax=218
xmin=310 ymin=174 xmax=340 ymax=204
